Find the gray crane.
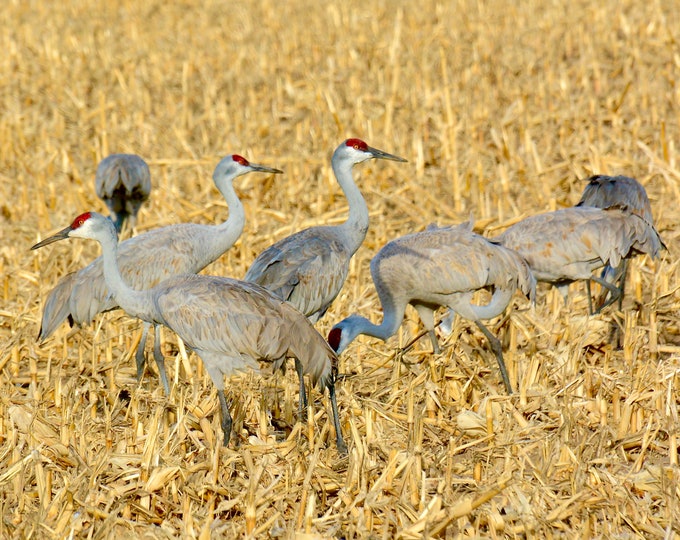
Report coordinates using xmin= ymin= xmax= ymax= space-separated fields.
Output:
xmin=36 ymin=155 xmax=282 ymax=394
xmin=493 ymin=206 xmax=663 ymax=313
xmin=327 ymin=222 xmax=536 ymax=394
xmin=95 ymin=154 xmax=152 ymax=232
xmin=244 ymin=138 xmax=407 ymax=323
xmin=576 ymin=174 xmax=662 ymax=310
xmin=31 ymin=211 xmax=346 ymax=452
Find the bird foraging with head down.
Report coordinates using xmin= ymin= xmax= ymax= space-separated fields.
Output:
xmin=575 ymin=174 xmax=664 ymax=311
xmin=328 ymin=220 xmax=535 ymax=394
xmin=492 ymin=205 xmax=663 ymax=313
xmin=95 ymin=153 xmax=152 ymax=233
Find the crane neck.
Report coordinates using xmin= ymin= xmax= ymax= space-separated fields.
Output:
xmin=336 ymin=295 xmax=404 ymax=353
xmin=466 ymin=286 xmax=515 ymax=321
xmin=211 ymin=178 xmax=246 ymax=251
xmin=332 ymin=159 xmax=369 ymax=251
xmin=98 ymin=227 xmax=157 ymax=323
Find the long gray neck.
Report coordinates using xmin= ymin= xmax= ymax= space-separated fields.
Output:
xmin=99 ymin=230 xmax=157 ymax=322
xmin=333 ymin=158 xmax=369 ymax=254
xmin=345 ymin=294 xmax=404 ymax=350
xmin=207 ymin=179 xmax=245 ymax=254
xmin=353 ymin=311 xmax=400 ymax=342
xmin=467 ymin=286 xmax=515 ymax=320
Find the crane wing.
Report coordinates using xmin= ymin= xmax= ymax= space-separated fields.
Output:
xmin=495 ymin=207 xmax=661 ymax=282
xmin=38 ymin=271 xmax=77 ymax=340
xmin=377 ymin=226 xmax=507 ymax=296
xmin=245 ymin=229 xmax=351 ymax=319
xmin=577 ymin=175 xmax=653 ymax=225
xmin=63 ymin=223 xmax=226 ymax=326
xmin=153 ymin=276 xmax=291 ymax=367
xmin=95 ymin=154 xmax=151 ymax=201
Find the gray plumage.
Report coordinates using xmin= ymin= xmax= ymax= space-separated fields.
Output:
xmin=575 ymin=174 xmax=661 ymax=310
xmin=493 ymin=206 xmax=663 ymax=310
xmin=31 ymin=212 xmax=346 ymax=452
xmin=328 ymin=222 xmax=536 ymax=394
xmin=95 ymin=154 xmax=151 ymax=232
xmin=37 ymin=155 xmax=282 ymax=393
xmin=577 ymin=175 xmax=653 ymax=224
xmin=245 ymin=139 xmax=407 ymax=322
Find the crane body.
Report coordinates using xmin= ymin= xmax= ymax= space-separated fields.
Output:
xmin=493 ymin=206 xmax=663 ymax=312
xmin=328 ymin=222 xmax=536 ymax=394
xmin=32 ymin=212 xmax=346 ymax=452
xmin=95 ymin=154 xmax=152 ymax=232
xmin=37 ymin=155 xmax=282 ymax=393
xmin=245 ymin=139 xmax=407 ymax=322
xmin=576 ymin=174 xmax=662 ymax=310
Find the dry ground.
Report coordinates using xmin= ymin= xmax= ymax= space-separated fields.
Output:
xmin=1 ymin=0 xmax=680 ymax=537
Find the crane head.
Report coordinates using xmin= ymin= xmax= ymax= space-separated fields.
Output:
xmin=31 ymin=211 xmax=114 ymax=250
xmin=327 ymin=314 xmax=368 ymax=355
xmin=335 ymin=138 xmax=407 ymax=165
xmin=213 ymin=154 xmax=283 ymax=184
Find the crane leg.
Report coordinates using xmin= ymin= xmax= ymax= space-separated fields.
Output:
xmin=327 ymin=380 xmax=347 ymax=454
xmin=152 ymin=325 xmax=170 ymax=395
xmin=135 ymin=322 xmax=151 ymax=381
xmin=413 ymin=304 xmax=441 ymax=354
xmin=616 ymin=258 xmax=628 ymax=311
xmin=217 ymin=388 xmax=233 ymax=447
xmin=595 ymin=260 xmax=627 ymax=312
xmin=474 ymin=321 xmax=513 ymax=394
xmin=590 ymin=275 xmax=622 ymax=314
xmin=295 ymin=358 xmax=308 ymax=419
xmin=586 ymin=280 xmax=594 ymax=315
xmin=429 ymin=331 xmax=441 ymax=355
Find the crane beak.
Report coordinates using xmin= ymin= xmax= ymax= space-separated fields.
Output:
xmin=367 ymin=146 xmax=408 ymax=163
xmin=250 ymin=164 xmax=283 ymax=175
xmin=31 ymin=226 xmax=72 ymax=250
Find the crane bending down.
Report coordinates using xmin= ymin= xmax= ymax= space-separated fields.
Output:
xmin=327 ymin=222 xmax=536 ymax=394
xmin=36 ymin=155 xmax=282 ymax=394
xmin=576 ymin=174 xmax=663 ymax=311
xmin=32 ymin=212 xmax=346 ymax=452
xmin=492 ymin=206 xmax=663 ymax=313
xmin=95 ymin=154 xmax=152 ymax=233
xmin=245 ymin=139 xmax=407 ymax=323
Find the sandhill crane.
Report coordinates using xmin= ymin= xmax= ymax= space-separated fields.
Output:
xmin=327 ymin=222 xmax=536 ymax=394
xmin=576 ymin=174 xmax=662 ymax=310
xmin=36 ymin=155 xmax=282 ymax=394
xmin=245 ymin=138 xmax=407 ymax=323
xmin=31 ymin=212 xmax=346 ymax=451
xmin=95 ymin=154 xmax=152 ymax=232
xmin=493 ymin=206 xmax=663 ymax=313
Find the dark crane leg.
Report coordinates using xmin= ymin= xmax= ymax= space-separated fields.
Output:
xmin=217 ymin=388 xmax=233 ymax=447
xmin=327 ymin=380 xmax=347 ymax=454
xmin=590 ymin=275 xmax=623 ymax=314
xmin=152 ymin=325 xmax=170 ymax=395
xmin=134 ymin=323 xmax=170 ymax=395
xmin=135 ymin=322 xmax=151 ymax=382
xmin=474 ymin=321 xmax=513 ymax=394
xmin=295 ymin=358 xmax=308 ymax=419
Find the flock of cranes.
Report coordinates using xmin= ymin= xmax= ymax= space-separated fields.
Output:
xmin=31 ymin=141 xmax=665 ymax=453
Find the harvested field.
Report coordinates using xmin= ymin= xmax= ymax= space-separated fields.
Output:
xmin=1 ymin=0 xmax=680 ymax=537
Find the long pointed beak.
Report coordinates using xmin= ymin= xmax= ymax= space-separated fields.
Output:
xmin=31 ymin=226 xmax=72 ymax=250
xmin=251 ymin=164 xmax=284 ymax=174
xmin=367 ymin=146 xmax=408 ymax=163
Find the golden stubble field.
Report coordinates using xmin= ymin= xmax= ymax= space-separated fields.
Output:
xmin=1 ymin=0 xmax=679 ymax=537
